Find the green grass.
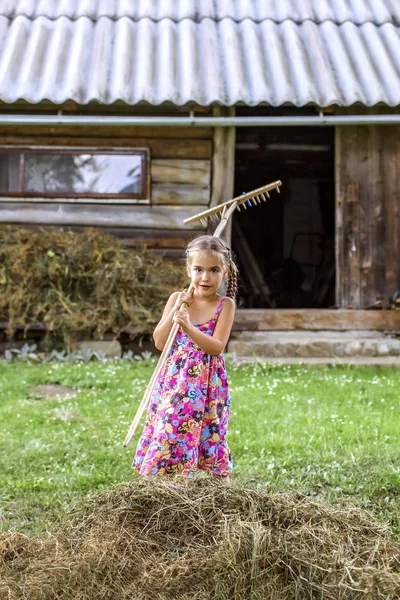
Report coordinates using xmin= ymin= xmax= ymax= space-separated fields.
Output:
xmin=0 ymin=359 xmax=399 ymax=536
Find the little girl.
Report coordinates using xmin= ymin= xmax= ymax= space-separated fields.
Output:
xmin=132 ymin=235 xmax=237 ymax=479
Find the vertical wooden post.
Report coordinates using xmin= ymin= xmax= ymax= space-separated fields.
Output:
xmin=368 ymin=125 xmax=385 ymax=305
xmin=336 ymin=126 xmax=362 ymax=307
xmin=345 ymin=182 xmax=361 ymax=307
xmin=383 ymin=127 xmax=400 ymax=295
xmin=335 ymin=126 xmax=342 ymax=307
xmin=210 ymin=105 xmax=236 ymax=244
xmin=358 ymin=124 xmax=372 ymax=307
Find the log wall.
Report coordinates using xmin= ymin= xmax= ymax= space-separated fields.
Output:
xmin=336 ymin=124 xmax=400 ymax=308
xmin=0 ymin=121 xmax=212 ymax=256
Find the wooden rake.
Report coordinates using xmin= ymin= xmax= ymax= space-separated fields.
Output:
xmin=123 ymin=180 xmax=282 ymax=447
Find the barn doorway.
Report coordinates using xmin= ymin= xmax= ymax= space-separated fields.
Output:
xmin=232 ymin=124 xmax=335 ymax=309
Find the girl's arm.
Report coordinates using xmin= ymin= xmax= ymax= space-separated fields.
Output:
xmin=173 ymin=298 xmax=235 ymax=356
xmin=153 ymin=290 xmax=193 ymax=351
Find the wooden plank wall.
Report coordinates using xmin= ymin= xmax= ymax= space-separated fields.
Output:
xmin=0 ymin=122 xmax=211 ymax=256
xmin=336 ymin=124 xmax=400 ymax=308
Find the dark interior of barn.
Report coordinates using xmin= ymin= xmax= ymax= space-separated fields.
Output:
xmin=232 ymin=117 xmax=335 ymax=309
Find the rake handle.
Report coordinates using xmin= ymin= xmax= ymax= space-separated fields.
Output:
xmin=213 ymin=200 xmax=238 ymax=237
xmin=123 ymin=286 xmax=194 ymax=447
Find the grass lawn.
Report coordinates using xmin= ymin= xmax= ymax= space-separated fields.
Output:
xmin=0 ymin=359 xmax=399 ymax=537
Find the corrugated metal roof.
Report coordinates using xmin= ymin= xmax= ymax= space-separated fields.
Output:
xmin=0 ymin=1 xmax=399 ymax=107
xmin=2 ymin=0 xmax=400 ymax=26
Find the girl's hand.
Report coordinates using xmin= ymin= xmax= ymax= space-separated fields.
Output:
xmin=174 ymin=289 xmax=193 ymax=309
xmin=173 ymin=307 xmax=192 ymax=332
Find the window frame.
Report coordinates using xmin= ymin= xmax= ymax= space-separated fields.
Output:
xmin=0 ymin=146 xmax=150 ymax=204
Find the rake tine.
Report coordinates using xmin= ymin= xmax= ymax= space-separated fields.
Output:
xmin=182 ymin=180 xmax=282 ymax=226
xmin=240 ymin=193 xmax=249 ymax=209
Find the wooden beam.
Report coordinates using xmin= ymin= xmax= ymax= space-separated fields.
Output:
xmin=0 ymin=125 xmax=213 ymax=139
xmin=336 ymin=127 xmax=361 ymax=307
xmin=0 ymin=136 xmax=213 ymax=159
xmin=383 ymin=127 xmax=400 ymax=294
xmin=370 ymin=126 xmax=385 ymax=304
xmin=210 ymin=105 xmax=236 ymax=243
xmin=0 ymin=202 xmax=203 ymax=229
xmin=346 ymin=182 xmax=361 ymax=307
xmin=232 ymin=309 xmax=400 ymax=332
xmin=25 ymin=225 xmax=202 ymax=248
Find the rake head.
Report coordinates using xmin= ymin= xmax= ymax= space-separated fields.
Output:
xmin=183 ymin=180 xmax=282 ymax=227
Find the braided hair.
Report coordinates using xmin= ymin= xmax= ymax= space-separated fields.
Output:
xmin=186 ymin=235 xmax=239 ymax=300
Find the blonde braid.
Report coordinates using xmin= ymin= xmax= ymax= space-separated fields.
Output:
xmin=226 ymin=253 xmax=238 ymax=299
xmin=226 ymin=267 xmax=237 ymax=299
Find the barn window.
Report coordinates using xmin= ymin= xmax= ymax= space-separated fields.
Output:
xmin=0 ymin=148 xmax=149 ymax=201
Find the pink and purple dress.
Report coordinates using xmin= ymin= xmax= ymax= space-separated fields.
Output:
xmin=132 ymin=298 xmax=232 ymax=477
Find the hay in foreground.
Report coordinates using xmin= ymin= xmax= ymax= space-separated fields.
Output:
xmin=1 ymin=478 xmax=400 ymax=600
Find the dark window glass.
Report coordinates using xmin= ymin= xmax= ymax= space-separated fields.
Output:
xmin=0 ymin=149 xmax=148 ymax=198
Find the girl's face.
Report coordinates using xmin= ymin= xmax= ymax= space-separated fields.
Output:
xmin=187 ymin=251 xmax=226 ymax=298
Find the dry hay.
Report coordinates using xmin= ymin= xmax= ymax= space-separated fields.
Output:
xmin=0 ymin=225 xmax=187 ymax=345
xmin=1 ymin=479 xmax=400 ymax=600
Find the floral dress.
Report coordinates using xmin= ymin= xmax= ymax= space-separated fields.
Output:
xmin=132 ymin=298 xmax=232 ymax=477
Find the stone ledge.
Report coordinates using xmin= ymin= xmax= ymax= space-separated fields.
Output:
xmin=228 ymin=335 xmax=400 ymax=358
xmin=232 ymin=356 xmax=400 ymax=368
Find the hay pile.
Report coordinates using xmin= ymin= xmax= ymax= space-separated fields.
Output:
xmin=0 ymin=225 xmax=186 ymax=345
xmin=1 ymin=480 xmax=400 ymax=600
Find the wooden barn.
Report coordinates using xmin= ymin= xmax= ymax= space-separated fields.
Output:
xmin=0 ymin=0 xmax=400 ymax=353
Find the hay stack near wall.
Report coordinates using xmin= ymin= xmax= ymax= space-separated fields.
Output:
xmin=1 ymin=479 xmax=400 ymax=600
xmin=0 ymin=225 xmax=187 ymax=345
